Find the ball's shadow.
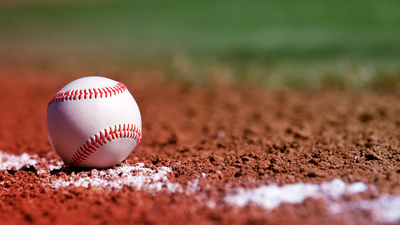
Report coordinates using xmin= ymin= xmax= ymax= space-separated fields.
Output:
xmin=49 ymin=162 xmax=124 ymax=176
xmin=50 ymin=166 xmax=89 ymax=176
xmin=7 ymin=163 xmax=121 ymax=176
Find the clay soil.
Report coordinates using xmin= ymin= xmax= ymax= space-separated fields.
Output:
xmin=1 ymin=71 xmax=400 ymax=225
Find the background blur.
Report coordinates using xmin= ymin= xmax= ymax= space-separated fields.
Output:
xmin=0 ymin=0 xmax=399 ymax=89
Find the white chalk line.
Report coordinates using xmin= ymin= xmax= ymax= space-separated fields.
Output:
xmin=0 ymin=151 xmax=399 ymax=223
xmin=224 ymin=179 xmax=400 ymax=223
xmin=0 ymin=151 xmax=200 ymax=194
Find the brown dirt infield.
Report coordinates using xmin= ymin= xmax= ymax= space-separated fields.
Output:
xmin=1 ymin=71 xmax=400 ymax=225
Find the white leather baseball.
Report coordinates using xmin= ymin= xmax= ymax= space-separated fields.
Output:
xmin=46 ymin=76 xmax=142 ymax=168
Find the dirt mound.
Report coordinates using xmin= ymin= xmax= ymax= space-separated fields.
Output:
xmin=1 ymin=72 xmax=399 ymax=225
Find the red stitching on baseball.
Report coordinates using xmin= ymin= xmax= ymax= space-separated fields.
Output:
xmin=66 ymin=124 xmax=142 ymax=167
xmin=48 ymin=82 xmax=128 ymax=107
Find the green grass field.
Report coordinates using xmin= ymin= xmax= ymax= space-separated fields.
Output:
xmin=1 ymin=0 xmax=400 ymax=88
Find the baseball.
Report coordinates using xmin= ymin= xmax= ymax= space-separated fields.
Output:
xmin=46 ymin=76 xmax=142 ymax=168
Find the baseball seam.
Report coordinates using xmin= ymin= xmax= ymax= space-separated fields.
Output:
xmin=67 ymin=124 xmax=142 ymax=166
xmin=48 ymin=82 xmax=127 ymax=107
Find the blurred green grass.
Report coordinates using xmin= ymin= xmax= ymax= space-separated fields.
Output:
xmin=0 ymin=0 xmax=400 ymax=88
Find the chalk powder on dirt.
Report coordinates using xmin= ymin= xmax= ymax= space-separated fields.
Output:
xmin=1 ymin=151 xmax=400 ymax=224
